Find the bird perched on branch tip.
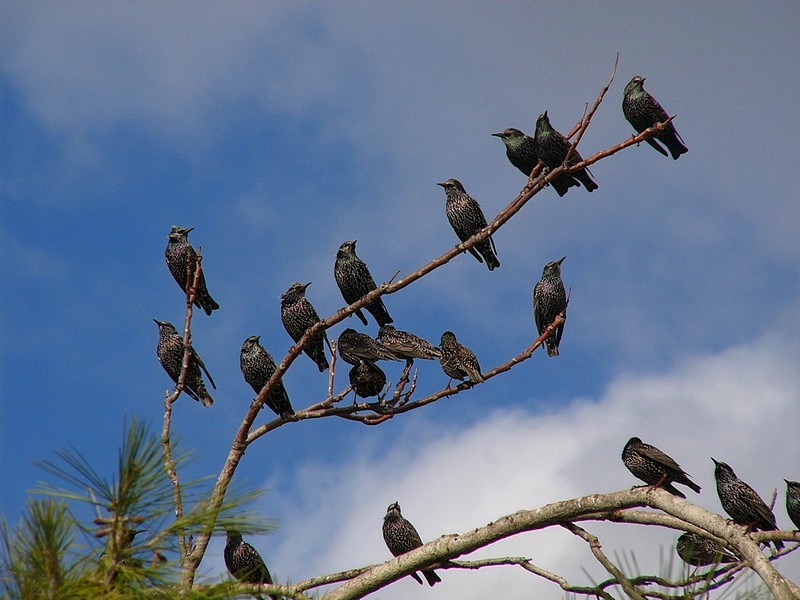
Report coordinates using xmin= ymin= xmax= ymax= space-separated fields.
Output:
xmin=622 ymin=75 xmax=688 ymax=159
xmin=164 ymin=226 xmax=219 ymax=315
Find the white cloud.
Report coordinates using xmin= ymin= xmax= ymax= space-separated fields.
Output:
xmin=216 ymin=330 xmax=800 ymax=597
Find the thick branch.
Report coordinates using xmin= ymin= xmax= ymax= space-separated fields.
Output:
xmin=321 ymin=487 xmax=794 ymax=600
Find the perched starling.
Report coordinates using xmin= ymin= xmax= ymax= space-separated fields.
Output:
xmin=337 ymin=328 xmax=400 ymax=366
xmin=349 ymin=360 xmax=387 ymax=399
xmin=439 ymin=331 xmax=484 ymax=385
xmin=334 ymin=240 xmax=393 ymax=327
xmin=437 ymin=179 xmax=500 ymax=271
xmin=224 ymin=531 xmax=278 ymax=600
xmin=785 ymin=479 xmax=800 ymax=530
xmin=622 ymin=437 xmax=701 ymax=499
xmin=492 ymin=127 xmax=581 ymax=195
xmin=240 ymin=336 xmax=294 ymax=419
xmin=280 ymin=282 xmax=329 ymax=372
xmin=622 ymin=76 xmax=688 ymax=160
xmin=534 ymin=112 xmax=598 ymax=194
xmin=712 ymin=458 xmax=783 ymax=550
xmin=154 ymin=320 xmax=215 ymax=407
xmin=382 ymin=502 xmax=442 ymax=587
xmin=377 ymin=325 xmax=441 ymax=362
xmin=164 ymin=226 xmax=219 ymax=316
xmin=676 ymin=532 xmax=738 ymax=567
xmin=492 ymin=127 xmax=539 ymax=177
xmin=533 ymin=257 xmax=567 ymax=357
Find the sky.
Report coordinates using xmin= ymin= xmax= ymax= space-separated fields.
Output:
xmin=2 ymin=2 xmax=799 ymax=598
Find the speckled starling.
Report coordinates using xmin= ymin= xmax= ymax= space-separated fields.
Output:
xmin=224 ymin=531 xmax=278 ymax=600
xmin=492 ymin=126 xmax=580 ymax=195
xmin=534 ymin=112 xmax=598 ymax=194
xmin=712 ymin=458 xmax=783 ymax=550
xmin=377 ymin=325 xmax=441 ymax=362
xmin=154 ymin=320 xmax=215 ymax=407
xmin=334 ymin=240 xmax=393 ymax=327
xmin=337 ymin=328 xmax=400 ymax=366
xmin=622 ymin=437 xmax=701 ymax=499
xmin=676 ymin=532 xmax=737 ymax=567
xmin=382 ymin=502 xmax=442 ymax=587
xmin=533 ymin=257 xmax=567 ymax=357
xmin=349 ymin=360 xmax=387 ymax=399
xmin=164 ymin=226 xmax=219 ymax=316
xmin=437 ymin=179 xmax=500 ymax=271
xmin=439 ymin=331 xmax=484 ymax=384
xmin=623 ymin=76 xmax=688 ymax=160
xmin=785 ymin=479 xmax=800 ymax=530
xmin=280 ymin=282 xmax=329 ymax=372
xmin=240 ymin=336 xmax=294 ymax=419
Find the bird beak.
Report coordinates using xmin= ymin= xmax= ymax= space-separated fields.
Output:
xmin=303 ymin=282 xmax=312 ymax=289
xmin=711 ymin=457 xmax=719 ymax=465
xmin=543 ymin=110 xmax=548 ymax=117
xmin=255 ymin=336 xmax=261 ymax=342
xmin=153 ymin=319 xmax=162 ymax=326
xmin=185 ymin=227 xmax=194 ymax=233
xmin=436 ymin=182 xmax=446 ymax=187
xmin=557 ymin=256 xmax=566 ymax=265
xmin=491 ymin=132 xmax=504 ymax=138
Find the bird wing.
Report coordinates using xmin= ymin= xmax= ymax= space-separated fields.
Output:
xmin=192 ymin=349 xmax=217 ymax=390
xmin=637 ymin=443 xmax=682 ymax=472
xmin=533 ymin=283 xmax=544 ymax=334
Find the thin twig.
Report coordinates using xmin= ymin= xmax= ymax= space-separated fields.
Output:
xmin=562 ymin=522 xmax=646 ymax=600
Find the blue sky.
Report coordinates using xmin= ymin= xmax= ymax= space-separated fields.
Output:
xmin=2 ymin=2 xmax=799 ymax=597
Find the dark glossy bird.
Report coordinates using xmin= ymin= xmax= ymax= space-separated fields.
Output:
xmin=154 ymin=320 xmax=215 ymax=407
xmin=534 ymin=111 xmax=598 ymax=194
xmin=337 ymin=328 xmax=401 ymax=366
xmin=676 ymin=532 xmax=738 ymax=567
xmin=492 ymin=127 xmax=581 ymax=195
xmin=533 ymin=257 xmax=567 ymax=357
xmin=334 ymin=240 xmax=393 ymax=327
xmin=349 ymin=360 xmax=387 ymax=399
xmin=492 ymin=127 xmax=539 ymax=177
xmin=240 ymin=336 xmax=294 ymax=419
xmin=164 ymin=226 xmax=219 ymax=316
xmin=382 ymin=502 xmax=441 ymax=587
xmin=224 ymin=531 xmax=278 ymax=600
xmin=377 ymin=325 xmax=441 ymax=362
xmin=622 ymin=437 xmax=701 ymax=499
xmin=437 ymin=179 xmax=500 ymax=271
xmin=712 ymin=458 xmax=783 ymax=550
xmin=280 ymin=282 xmax=329 ymax=372
xmin=622 ymin=75 xmax=688 ymax=160
xmin=439 ymin=331 xmax=484 ymax=385
xmin=785 ymin=479 xmax=800 ymax=530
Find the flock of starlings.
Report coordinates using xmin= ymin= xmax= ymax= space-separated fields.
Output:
xmin=151 ymin=77 xmax=797 ymax=592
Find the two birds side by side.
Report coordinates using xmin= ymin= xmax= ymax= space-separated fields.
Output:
xmin=622 ymin=435 xmax=791 ymax=564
